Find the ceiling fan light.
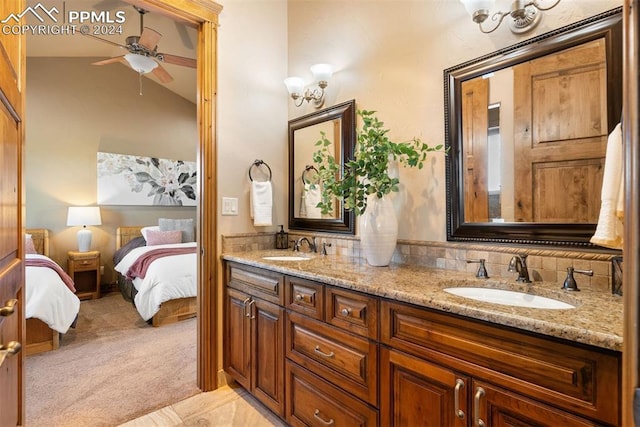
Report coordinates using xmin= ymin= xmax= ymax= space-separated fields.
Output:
xmin=124 ymin=53 xmax=158 ymax=73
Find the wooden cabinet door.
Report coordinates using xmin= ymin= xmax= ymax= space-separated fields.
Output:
xmin=472 ymin=381 xmax=598 ymax=427
xmin=0 ymin=0 xmax=25 ymax=424
xmin=513 ymin=38 xmax=608 ymax=222
xmin=380 ymin=347 xmax=468 ymax=427
xmin=224 ymin=288 xmax=251 ymax=390
xmin=251 ymin=298 xmax=284 ymax=416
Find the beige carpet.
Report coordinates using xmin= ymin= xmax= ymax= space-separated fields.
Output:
xmin=26 ymin=292 xmax=200 ymax=427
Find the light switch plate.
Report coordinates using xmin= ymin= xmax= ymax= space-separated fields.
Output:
xmin=222 ymin=197 xmax=238 ymax=216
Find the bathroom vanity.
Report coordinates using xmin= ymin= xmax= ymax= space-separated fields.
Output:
xmin=222 ymin=251 xmax=622 ymax=426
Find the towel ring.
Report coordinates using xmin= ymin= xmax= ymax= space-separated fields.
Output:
xmin=302 ymin=165 xmax=319 ymax=184
xmin=248 ymin=159 xmax=272 ymax=182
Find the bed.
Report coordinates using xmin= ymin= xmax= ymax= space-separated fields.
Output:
xmin=113 ymin=226 xmax=197 ymax=327
xmin=25 ymin=228 xmax=81 ymax=355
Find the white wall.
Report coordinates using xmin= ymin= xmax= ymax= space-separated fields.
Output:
xmin=217 ymin=0 xmax=289 ymax=244
xmin=286 ymin=0 xmax=622 ymax=242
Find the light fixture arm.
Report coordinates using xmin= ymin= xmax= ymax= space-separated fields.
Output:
xmin=478 ymin=10 xmax=511 ymax=34
xmin=467 ymin=0 xmax=562 ymax=34
xmin=284 ymin=64 xmax=332 ymax=109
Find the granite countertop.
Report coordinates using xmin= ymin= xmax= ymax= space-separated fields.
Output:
xmin=222 ymin=250 xmax=623 ymax=352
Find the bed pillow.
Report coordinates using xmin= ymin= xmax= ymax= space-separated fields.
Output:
xmin=140 ymin=226 xmax=160 ymax=243
xmin=113 ymin=236 xmax=146 ymax=265
xmin=145 ymin=230 xmax=183 ymax=246
xmin=158 ymin=218 xmax=195 ymax=243
xmin=25 ymin=234 xmax=38 ymax=254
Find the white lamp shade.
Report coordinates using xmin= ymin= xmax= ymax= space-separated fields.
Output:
xmin=124 ymin=53 xmax=158 ymax=73
xmin=67 ymin=207 xmax=101 ymax=253
xmin=310 ymin=63 xmax=333 ymax=83
xmin=67 ymin=206 xmax=102 ymax=227
xmin=460 ymin=0 xmax=496 ymax=16
xmin=284 ymin=76 xmax=305 ymax=95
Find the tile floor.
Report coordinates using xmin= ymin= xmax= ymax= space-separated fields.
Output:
xmin=119 ymin=385 xmax=287 ymax=427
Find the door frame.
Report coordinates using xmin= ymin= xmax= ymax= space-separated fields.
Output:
xmin=122 ymin=0 xmax=222 ymax=391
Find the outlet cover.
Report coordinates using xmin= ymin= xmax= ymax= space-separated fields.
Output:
xmin=222 ymin=197 xmax=239 ymax=215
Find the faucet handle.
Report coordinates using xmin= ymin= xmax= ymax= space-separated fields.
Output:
xmin=562 ymin=267 xmax=593 ymax=291
xmin=467 ymin=259 xmax=489 ymax=279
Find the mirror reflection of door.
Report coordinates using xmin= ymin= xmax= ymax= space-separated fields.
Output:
xmin=293 ymin=119 xmax=341 ymax=219
xmin=513 ymin=38 xmax=607 ymax=222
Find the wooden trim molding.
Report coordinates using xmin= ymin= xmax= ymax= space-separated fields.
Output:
xmin=622 ymin=1 xmax=639 ymax=425
xmin=120 ymin=0 xmax=221 ymax=392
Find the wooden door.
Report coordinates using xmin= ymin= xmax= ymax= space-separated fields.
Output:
xmin=473 ymin=381 xmax=597 ymax=427
xmin=461 ymin=78 xmax=490 ymax=222
xmin=380 ymin=347 xmax=468 ymax=427
xmin=224 ymin=288 xmax=251 ymax=390
xmin=0 ymin=1 xmax=25 ymax=425
xmin=513 ymin=38 xmax=608 ymax=222
xmin=251 ymin=298 xmax=284 ymax=416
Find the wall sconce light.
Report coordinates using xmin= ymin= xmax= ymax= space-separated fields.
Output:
xmin=284 ymin=63 xmax=333 ymax=108
xmin=460 ymin=0 xmax=561 ymax=34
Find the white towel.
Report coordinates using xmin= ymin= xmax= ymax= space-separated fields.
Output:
xmin=591 ymin=123 xmax=623 ymax=249
xmin=250 ymin=181 xmax=273 ymax=227
xmin=304 ymin=183 xmax=323 ymax=219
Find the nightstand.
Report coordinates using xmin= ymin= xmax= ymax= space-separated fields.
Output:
xmin=68 ymin=250 xmax=101 ymax=300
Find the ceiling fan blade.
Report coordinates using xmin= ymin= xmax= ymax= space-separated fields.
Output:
xmin=159 ymin=53 xmax=197 ymax=68
xmin=92 ymin=56 xmax=126 ymax=66
xmin=82 ymin=32 xmax=128 ymax=49
xmin=139 ymin=27 xmax=162 ymax=50
xmin=152 ymin=64 xmax=174 ymax=83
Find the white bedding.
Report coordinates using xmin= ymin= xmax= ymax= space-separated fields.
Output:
xmin=26 ymin=254 xmax=81 ymax=334
xmin=114 ymin=242 xmax=197 ymax=321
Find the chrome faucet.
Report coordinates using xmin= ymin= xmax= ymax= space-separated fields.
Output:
xmin=293 ymin=236 xmax=317 ymax=253
xmin=508 ymin=254 xmax=531 ymax=283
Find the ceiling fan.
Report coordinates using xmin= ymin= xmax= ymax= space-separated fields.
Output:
xmin=85 ymin=6 xmax=196 ymax=84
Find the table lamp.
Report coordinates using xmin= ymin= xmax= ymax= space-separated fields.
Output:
xmin=66 ymin=206 xmax=102 ymax=252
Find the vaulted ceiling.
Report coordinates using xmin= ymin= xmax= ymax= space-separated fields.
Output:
xmin=25 ymin=0 xmax=197 ymax=102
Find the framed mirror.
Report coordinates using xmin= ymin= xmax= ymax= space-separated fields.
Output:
xmin=445 ymin=8 xmax=622 ymax=247
xmin=288 ymin=99 xmax=356 ymax=234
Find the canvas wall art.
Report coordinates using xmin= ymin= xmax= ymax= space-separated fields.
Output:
xmin=97 ymin=152 xmax=197 ymax=206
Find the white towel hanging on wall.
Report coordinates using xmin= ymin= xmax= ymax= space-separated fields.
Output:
xmin=591 ymin=123 xmax=623 ymax=249
xmin=250 ymin=180 xmax=273 ymax=227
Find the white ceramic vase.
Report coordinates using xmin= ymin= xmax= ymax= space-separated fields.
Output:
xmin=360 ymin=194 xmax=398 ymax=266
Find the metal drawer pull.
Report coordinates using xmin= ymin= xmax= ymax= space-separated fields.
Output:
xmin=314 ymin=345 xmax=335 ymax=358
xmin=313 ymin=409 xmax=334 ymax=425
xmin=245 ymin=300 xmax=256 ymax=319
xmin=340 ymin=307 xmax=351 ymax=316
xmin=474 ymin=387 xmax=485 ymax=427
xmin=454 ymin=379 xmax=465 ymax=419
xmin=0 ymin=341 xmax=22 ymax=367
xmin=295 ymin=294 xmax=303 ymax=302
xmin=0 ymin=299 xmax=18 ymax=317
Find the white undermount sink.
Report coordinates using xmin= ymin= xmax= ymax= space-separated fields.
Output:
xmin=443 ymin=287 xmax=575 ymax=309
xmin=262 ymin=256 xmax=310 ymax=261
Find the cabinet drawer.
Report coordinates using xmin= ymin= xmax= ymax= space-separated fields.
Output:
xmin=71 ymin=257 xmax=99 ymax=271
xmin=326 ymin=286 xmax=378 ymax=339
xmin=227 ymin=262 xmax=283 ymax=305
xmin=285 ymin=276 xmax=323 ymax=320
xmin=381 ymin=300 xmax=620 ymax=426
xmin=286 ymin=311 xmax=378 ymax=405
xmin=286 ymin=361 xmax=378 ymax=427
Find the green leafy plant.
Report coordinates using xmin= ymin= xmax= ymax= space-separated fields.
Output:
xmin=312 ymin=109 xmax=446 ymax=216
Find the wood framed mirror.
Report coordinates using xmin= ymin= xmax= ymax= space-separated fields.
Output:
xmin=445 ymin=8 xmax=622 ymax=247
xmin=288 ymin=99 xmax=356 ymax=234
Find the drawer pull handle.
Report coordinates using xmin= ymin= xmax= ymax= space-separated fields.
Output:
xmin=0 ymin=341 xmax=22 ymax=367
xmin=245 ymin=300 xmax=256 ymax=319
xmin=295 ymin=294 xmax=303 ymax=302
xmin=314 ymin=345 xmax=334 ymax=358
xmin=340 ymin=307 xmax=351 ymax=316
xmin=454 ymin=379 xmax=465 ymax=419
xmin=474 ymin=387 xmax=485 ymax=427
xmin=0 ymin=299 xmax=18 ymax=317
xmin=313 ymin=409 xmax=334 ymax=426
